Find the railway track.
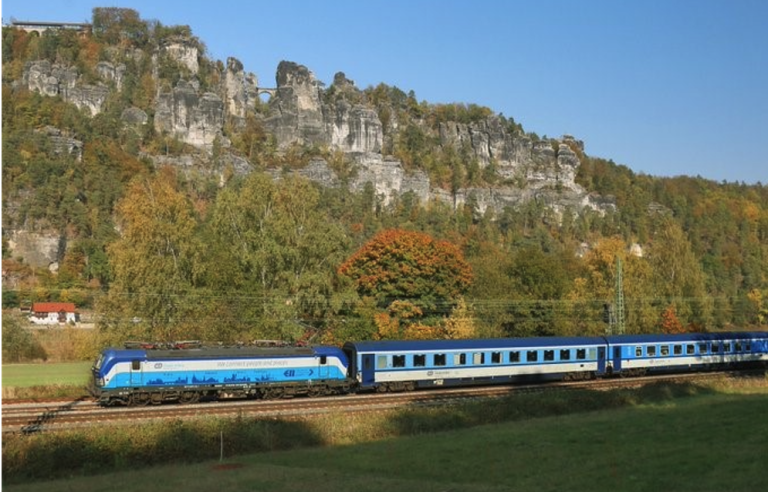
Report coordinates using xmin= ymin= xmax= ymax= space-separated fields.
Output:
xmin=2 ymin=370 xmax=759 ymax=435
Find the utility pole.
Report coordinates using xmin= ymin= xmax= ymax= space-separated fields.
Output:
xmin=615 ymin=256 xmax=625 ymax=334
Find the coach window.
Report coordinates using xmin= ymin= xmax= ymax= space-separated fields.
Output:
xmin=393 ymin=355 xmax=406 ymax=368
xmin=473 ymin=353 xmax=485 ymax=365
xmin=635 ymin=346 xmax=643 ymax=357
xmin=131 ymin=360 xmax=141 ymax=371
xmin=510 ymin=351 xmax=520 ymax=363
xmin=660 ymin=346 xmax=670 ymax=356
xmin=320 ymin=355 xmax=328 ymax=364
xmin=745 ymin=342 xmax=751 ymax=352
xmin=454 ymin=353 xmax=466 ymax=365
xmin=686 ymin=344 xmax=695 ymax=355
xmin=673 ymin=345 xmax=682 ymax=356
xmin=576 ymin=349 xmax=586 ymax=360
xmin=544 ymin=350 xmax=555 ymax=361
xmin=712 ymin=344 xmax=720 ymax=354
xmin=414 ymin=354 xmax=426 ymax=367
xmin=377 ymin=356 xmax=387 ymax=369
xmin=434 ymin=354 xmax=447 ymax=366
xmin=647 ymin=346 xmax=657 ymax=357
xmin=560 ymin=349 xmax=571 ymax=361
xmin=491 ymin=352 xmax=502 ymax=364
xmin=698 ymin=343 xmax=708 ymax=355
xmin=723 ymin=343 xmax=731 ymax=353
xmin=735 ymin=342 xmax=742 ymax=352
xmin=527 ymin=351 xmax=538 ymax=362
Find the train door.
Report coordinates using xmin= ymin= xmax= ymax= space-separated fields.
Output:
xmin=612 ymin=346 xmax=622 ymax=372
xmin=130 ymin=359 xmax=142 ymax=386
xmin=597 ymin=347 xmax=606 ymax=375
xmin=361 ymin=354 xmax=376 ymax=386
xmin=318 ymin=355 xmax=329 ymax=379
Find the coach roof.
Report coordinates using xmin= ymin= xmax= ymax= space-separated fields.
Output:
xmin=343 ymin=336 xmax=607 ymax=353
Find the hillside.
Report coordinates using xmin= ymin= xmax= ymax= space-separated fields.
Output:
xmin=2 ymin=7 xmax=767 ymax=345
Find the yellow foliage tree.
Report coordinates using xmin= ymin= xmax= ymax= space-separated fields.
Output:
xmin=443 ymin=297 xmax=476 ymax=339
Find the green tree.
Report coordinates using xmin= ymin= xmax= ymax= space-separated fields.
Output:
xmin=647 ymin=217 xmax=712 ymax=329
xmin=206 ymin=173 xmax=352 ymax=341
xmin=98 ymin=167 xmax=202 ymax=342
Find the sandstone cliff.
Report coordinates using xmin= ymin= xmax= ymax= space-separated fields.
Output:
xmin=11 ymin=35 xmax=616 ymax=269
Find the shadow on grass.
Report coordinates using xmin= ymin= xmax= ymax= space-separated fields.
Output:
xmin=2 ymin=413 xmax=325 ymax=485
xmin=389 ymin=380 xmax=722 ymax=437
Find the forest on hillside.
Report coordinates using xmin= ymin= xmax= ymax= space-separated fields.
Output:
xmin=2 ymin=8 xmax=767 ymax=349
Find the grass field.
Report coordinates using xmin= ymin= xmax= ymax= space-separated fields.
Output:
xmin=5 ymin=381 xmax=768 ymax=492
xmin=2 ymin=362 xmax=92 ymax=388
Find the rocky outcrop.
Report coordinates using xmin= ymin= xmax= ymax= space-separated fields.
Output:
xmin=121 ymin=107 xmax=149 ymax=126
xmin=258 ymin=61 xmax=613 ymax=215
xmin=96 ymin=61 xmax=126 ymax=90
xmin=264 ymin=63 xmax=383 ymax=155
xmin=7 ymin=230 xmax=63 ymax=271
xmin=17 ymin=53 xmax=614 ymax=219
xmin=223 ymin=57 xmax=259 ymax=125
xmin=22 ymin=60 xmax=110 ymax=116
xmin=265 ymin=61 xmax=326 ymax=147
xmin=161 ymin=39 xmax=199 ymax=75
xmin=154 ymin=80 xmax=224 ymax=147
xmin=35 ymin=126 xmax=83 ymax=161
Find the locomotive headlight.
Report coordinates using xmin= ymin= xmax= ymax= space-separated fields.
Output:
xmin=97 ymin=377 xmax=105 ymax=387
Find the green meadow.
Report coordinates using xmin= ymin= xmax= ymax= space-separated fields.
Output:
xmin=2 ymin=362 xmax=92 ymax=388
xmin=4 ymin=376 xmax=767 ymax=491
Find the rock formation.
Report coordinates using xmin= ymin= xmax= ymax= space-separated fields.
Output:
xmin=22 ymin=60 xmax=110 ymax=116
xmin=223 ymin=57 xmax=260 ymax=125
xmin=153 ymin=79 xmax=224 ymax=148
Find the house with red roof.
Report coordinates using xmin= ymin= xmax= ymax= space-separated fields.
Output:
xmin=29 ymin=302 xmax=79 ymax=325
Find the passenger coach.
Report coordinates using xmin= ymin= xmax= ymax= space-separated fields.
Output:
xmin=606 ymin=331 xmax=768 ymax=377
xmin=343 ymin=336 xmax=609 ymax=391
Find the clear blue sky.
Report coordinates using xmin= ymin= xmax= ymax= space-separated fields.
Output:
xmin=3 ymin=0 xmax=767 ymax=184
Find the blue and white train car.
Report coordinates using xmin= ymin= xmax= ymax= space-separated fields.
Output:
xmin=90 ymin=345 xmax=352 ymax=405
xmin=342 ymin=337 xmax=609 ymax=391
xmin=606 ymin=331 xmax=768 ymax=376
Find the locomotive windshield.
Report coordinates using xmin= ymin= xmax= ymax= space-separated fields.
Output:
xmin=93 ymin=354 xmax=105 ymax=371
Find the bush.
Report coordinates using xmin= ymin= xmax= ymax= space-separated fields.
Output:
xmin=1 ymin=315 xmax=47 ymax=362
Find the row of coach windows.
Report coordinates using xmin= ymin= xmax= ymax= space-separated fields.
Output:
xmin=381 ymin=347 xmax=598 ymax=368
xmin=637 ymin=341 xmax=751 ymax=358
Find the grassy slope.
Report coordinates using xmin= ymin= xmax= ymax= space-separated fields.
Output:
xmin=6 ymin=386 xmax=767 ymax=492
xmin=2 ymin=362 xmax=92 ymax=387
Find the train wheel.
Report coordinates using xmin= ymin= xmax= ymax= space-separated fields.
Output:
xmin=179 ymin=391 xmax=200 ymax=404
xmin=307 ymin=385 xmax=326 ymax=398
xmin=263 ymin=387 xmax=284 ymax=400
xmin=130 ymin=392 xmax=151 ymax=407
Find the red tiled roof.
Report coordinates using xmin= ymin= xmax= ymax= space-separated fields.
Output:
xmin=32 ymin=302 xmax=77 ymax=313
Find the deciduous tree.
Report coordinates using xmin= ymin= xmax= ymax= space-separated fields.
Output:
xmin=339 ymin=229 xmax=472 ymax=320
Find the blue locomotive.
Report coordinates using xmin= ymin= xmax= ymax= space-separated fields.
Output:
xmin=90 ymin=343 xmax=351 ymax=405
xmin=89 ymin=332 xmax=768 ymax=406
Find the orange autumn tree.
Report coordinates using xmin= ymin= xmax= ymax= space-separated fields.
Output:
xmin=339 ymin=229 xmax=473 ymax=337
xmin=660 ymin=305 xmax=686 ymax=334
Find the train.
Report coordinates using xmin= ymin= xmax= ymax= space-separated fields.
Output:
xmin=88 ymin=331 xmax=768 ymax=406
